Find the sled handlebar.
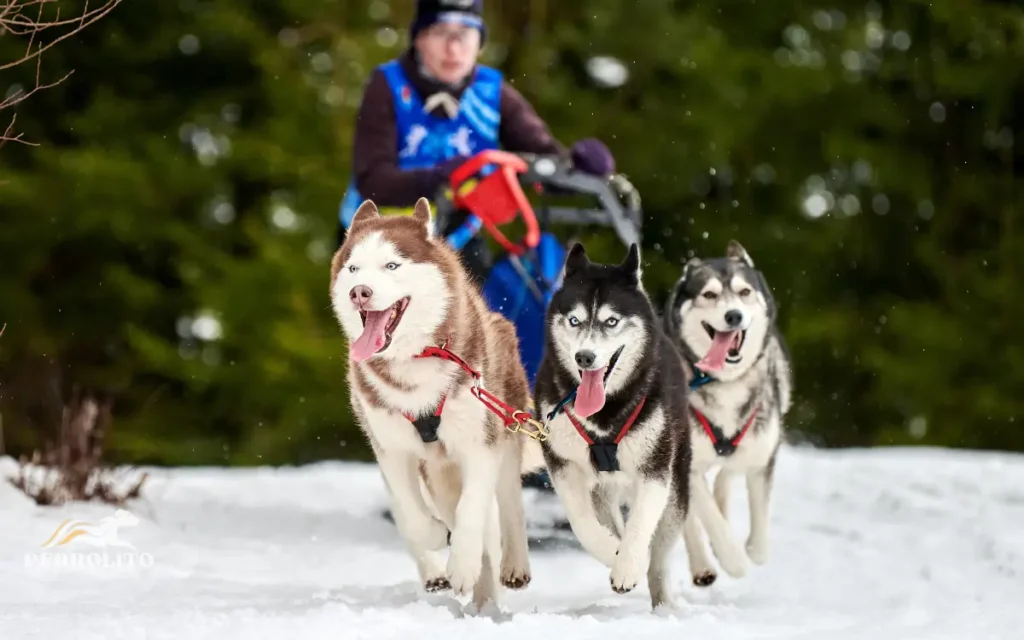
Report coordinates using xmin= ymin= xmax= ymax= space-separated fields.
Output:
xmin=448 ymin=150 xmax=541 ymax=255
xmin=517 ymin=152 xmax=642 ymax=248
xmin=434 ymin=150 xmax=642 ymax=252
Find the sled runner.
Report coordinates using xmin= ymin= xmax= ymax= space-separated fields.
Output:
xmin=432 ymin=149 xmax=643 ymax=388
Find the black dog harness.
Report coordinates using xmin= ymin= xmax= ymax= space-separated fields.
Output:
xmin=404 ymin=396 xmax=446 ymax=443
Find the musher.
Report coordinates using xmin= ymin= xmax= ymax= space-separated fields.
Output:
xmin=337 ymin=0 xmax=617 ymax=280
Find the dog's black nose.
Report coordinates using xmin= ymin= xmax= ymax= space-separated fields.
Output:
xmin=575 ymin=350 xmax=597 ymax=370
xmin=724 ymin=310 xmax=743 ymax=328
xmin=350 ymin=285 xmax=373 ymax=307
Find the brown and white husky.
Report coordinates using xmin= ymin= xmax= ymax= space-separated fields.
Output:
xmin=329 ymin=198 xmax=544 ymax=609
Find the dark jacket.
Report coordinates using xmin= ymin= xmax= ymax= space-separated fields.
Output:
xmin=351 ymin=50 xmax=567 ymax=208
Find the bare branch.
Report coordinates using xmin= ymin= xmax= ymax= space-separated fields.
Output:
xmin=0 ymin=0 xmax=123 ymax=146
xmin=6 ymin=385 xmax=148 ymax=506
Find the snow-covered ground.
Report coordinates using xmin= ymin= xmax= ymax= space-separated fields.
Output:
xmin=2 ymin=445 xmax=1023 ymax=639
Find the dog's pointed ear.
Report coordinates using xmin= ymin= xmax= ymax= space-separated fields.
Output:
xmin=351 ymin=200 xmax=380 ymax=227
xmin=683 ymin=257 xmax=702 ymax=280
xmin=412 ymin=197 xmax=434 ymax=238
xmin=664 ymin=276 xmax=683 ymax=336
xmin=670 ymin=257 xmax=704 ymax=306
xmin=564 ymin=242 xmax=590 ymax=276
xmin=621 ymin=243 xmax=640 ymax=272
xmin=726 ymin=239 xmax=754 ymax=268
xmin=755 ymin=270 xmax=778 ymax=322
xmin=620 ymin=243 xmax=642 ymax=284
xmin=665 ymin=259 xmax=698 ymax=334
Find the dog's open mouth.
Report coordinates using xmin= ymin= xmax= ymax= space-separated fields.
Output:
xmin=697 ymin=322 xmax=746 ymax=372
xmin=574 ymin=345 xmax=624 ymax=419
xmin=349 ymin=297 xmax=411 ymax=362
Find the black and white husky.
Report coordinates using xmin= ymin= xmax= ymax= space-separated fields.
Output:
xmin=534 ymin=242 xmax=692 ymax=610
xmin=663 ymin=240 xmax=793 ymax=586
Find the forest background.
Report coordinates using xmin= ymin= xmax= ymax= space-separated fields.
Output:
xmin=1 ymin=0 xmax=1021 ymax=466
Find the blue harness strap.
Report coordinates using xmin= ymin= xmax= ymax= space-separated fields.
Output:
xmin=689 ymin=364 xmax=715 ymax=390
xmin=546 ymin=388 xmax=577 ymax=422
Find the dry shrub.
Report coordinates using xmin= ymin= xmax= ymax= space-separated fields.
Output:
xmin=8 ymin=385 xmax=147 ymax=506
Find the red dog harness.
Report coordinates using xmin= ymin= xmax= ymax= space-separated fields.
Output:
xmin=400 ymin=339 xmax=547 ymax=443
xmin=691 ymin=405 xmax=759 ymax=456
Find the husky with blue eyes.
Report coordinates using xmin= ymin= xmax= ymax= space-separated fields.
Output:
xmin=533 ymin=242 xmax=693 ymax=610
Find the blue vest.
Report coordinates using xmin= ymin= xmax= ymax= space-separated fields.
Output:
xmin=339 ymin=60 xmax=503 ymax=228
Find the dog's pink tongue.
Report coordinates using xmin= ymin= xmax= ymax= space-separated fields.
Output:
xmin=574 ymin=367 xmax=608 ymax=418
xmin=696 ymin=331 xmax=738 ymax=372
xmin=350 ymin=309 xmax=390 ymax=362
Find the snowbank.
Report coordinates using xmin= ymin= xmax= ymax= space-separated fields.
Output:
xmin=2 ymin=445 xmax=1023 ymax=639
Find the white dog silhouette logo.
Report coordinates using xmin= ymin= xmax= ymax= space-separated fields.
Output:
xmin=40 ymin=509 xmax=141 ymax=550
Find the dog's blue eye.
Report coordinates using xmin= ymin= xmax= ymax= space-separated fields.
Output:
xmin=385 ymin=262 xmax=400 ymax=270
xmin=348 ymin=265 xmax=358 ymax=273
xmin=568 ymin=316 xmax=580 ymax=327
xmin=605 ymin=317 xmax=619 ymax=327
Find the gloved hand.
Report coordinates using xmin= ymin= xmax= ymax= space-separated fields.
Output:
xmin=426 ymin=155 xmax=471 ymax=194
xmin=433 ymin=154 xmax=470 ymax=185
xmin=570 ymin=138 xmax=615 ymax=176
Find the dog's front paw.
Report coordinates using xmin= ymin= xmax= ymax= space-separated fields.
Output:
xmin=424 ymin=577 xmax=451 ymax=592
xmin=447 ymin=546 xmax=483 ymax=596
xmin=692 ymin=570 xmax=717 ymax=587
xmin=609 ymin=550 xmax=646 ymax=594
xmin=500 ymin=538 xmax=531 ymax=590
xmin=746 ymin=534 xmax=769 ymax=565
xmin=649 ymin=578 xmax=678 ymax=611
xmin=500 ymin=564 xmax=531 ymax=590
xmin=652 ymin=594 xmax=680 ymax=612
